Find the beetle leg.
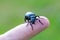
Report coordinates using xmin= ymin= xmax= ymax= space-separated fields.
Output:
xmin=38 ymin=19 xmax=43 ymax=25
xmin=37 ymin=16 xmax=43 ymax=25
xmin=29 ymin=21 xmax=33 ymax=30
xmin=36 ymin=18 xmax=43 ymax=25
xmin=30 ymin=23 xmax=33 ymax=30
xmin=26 ymin=20 xmax=33 ymax=30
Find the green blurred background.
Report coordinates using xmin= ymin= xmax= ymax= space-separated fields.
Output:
xmin=0 ymin=0 xmax=60 ymax=40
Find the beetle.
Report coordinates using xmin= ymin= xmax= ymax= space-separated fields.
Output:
xmin=24 ymin=12 xmax=43 ymax=30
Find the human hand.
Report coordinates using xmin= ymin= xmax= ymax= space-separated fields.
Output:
xmin=0 ymin=16 xmax=50 ymax=40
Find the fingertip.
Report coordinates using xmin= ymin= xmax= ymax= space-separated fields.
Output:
xmin=26 ymin=16 xmax=50 ymax=39
xmin=40 ymin=16 xmax=50 ymax=27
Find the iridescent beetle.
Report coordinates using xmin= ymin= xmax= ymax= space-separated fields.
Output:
xmin=24 ymin=12 xmax=43 ymax=30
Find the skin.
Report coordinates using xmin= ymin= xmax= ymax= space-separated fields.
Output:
xmin=0 ymin=16 xmax=50 ymax=40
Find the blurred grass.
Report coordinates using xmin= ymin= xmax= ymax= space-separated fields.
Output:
xmin=0 ymin=0 xmax=60 ymax=40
